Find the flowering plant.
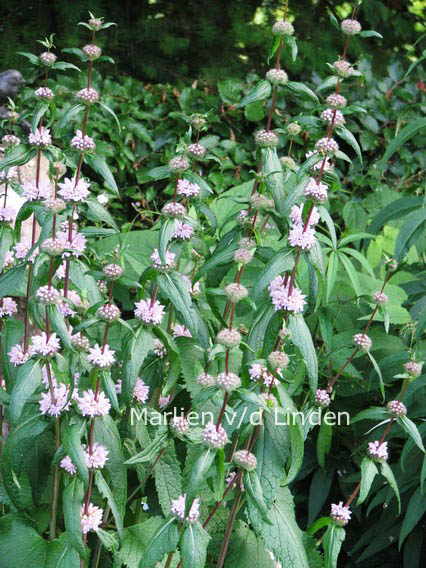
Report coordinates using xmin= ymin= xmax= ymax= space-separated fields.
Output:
xmin=0 ymin=3 xmax=424 ymax=568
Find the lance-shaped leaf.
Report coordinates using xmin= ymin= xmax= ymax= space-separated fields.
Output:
xmin=357 ymin=457 xmax=378 ymax=505
xmin=180 ymin=522 xmax=210 ymax=568
xmin=380 ymin=461 xmax=401 ymax=513
xmin=323 ymin=524 xmax=345 ymax=568
xmin=185 ymin=447 xmax=215 ymax=511
xmin=95 ymin=470 xmax=124 ymax=540
xmin=378 ymin=118 xmax=426 ymax=171
xmin=62 ymin=422 xmax=89 ymax=487
xmin=140 ymin=518 xmax=180 ymax=568
xmin=121 ymin=327 xmax=153 ymax=404
xmin=246 ymin=469 xmax=272 ymax=525
xmin=63 ymin=477 xmax=85 ymax=554
xmin=237 ymin=80 xmax=271 ymax=107
xmin=397 ymin=415 xmax=425 ymax=452
xmin=394 ymin=207 xmax=426 ymax=262
xmin=261 ymin=148 xmax=285 ymax=215
xmin=9 ymin=359 xmax=42 ymax=424
xmin=289 ymin=313 xmax=318 ymax=392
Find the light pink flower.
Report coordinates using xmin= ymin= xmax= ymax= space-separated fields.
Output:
xmin=171 ymin=494 xmax=200 ymax=524
xmin=158 ymin=395 xmax=170 ymax=409
xmin=172 ymin=324 xmax=192 ymax=338
xmin=57 ymin=230 xmax=86 ymax=258
xmin=133 ymin=378 xmax=150 ymax=403
xmin=8 ymin=344 xmax=34 ymax=366
xmin=32 ymin=332 xmax=61 ymax=356
xmin=172 ymin=220 xmax=194 ymax=240
xmin=0 ymin=297 xmax=18 ymax=318
xmin=60 ymin=456 xmax=77 ymax=475
xmin=0 ymin=207 xmax=16 ymax=223
xmin=58 ymin=177 xmax=90 ymax=202
xmin=177 ymin=179 xmax=200 ymax=198
xmin=81 ymin=503 xmax=103 ymax=534
xmin=87 ymin=343 xmax=115 ymax=368
xmin=77 ymin=390 xmax=111 ymax=417
xmin=150 ymin=248 xmax=175 ymax=271
xmin=84 ymin=443 xmax=109 ymax=469
xmin=22 ymin=179 xmax=51 ymax=201
xmin=134 ymin=299 xmax=165 ymax=325
xmin=28 ymin=127 xmax=51 ymax=147
xmin=268 ymin=276 xmax=307 ymax=313
xmin=39 ymin=384 xmax=71 ymax=416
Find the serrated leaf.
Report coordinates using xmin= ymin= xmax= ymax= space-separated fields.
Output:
xmin=246 ymin=470 xmax=272 ymax=524
xmin=95 ymin=470 xmax=123 ymax=540
xmin=122 ymin=327 xmax=153 ymax=404
xmin=85 ymin=198 xmax=119 ymax=231
xmin=140 ymin=518 xmax=179 ymax=568
xmin=224 ymin=521 xmax=276 ymax=568
xmin=186 ymin=447 xmax=214 ymax=510
xmin=154 ymin=441 xmax=183 ymax=516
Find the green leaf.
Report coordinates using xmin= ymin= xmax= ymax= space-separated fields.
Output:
xmin=183 ymin=170 xmax=214 ymax=198
xmin=195 ymin=229 xmax=240 ymax=280
xmin=323 ymin=524 xmax=345 ymax=568
xmin=99 ymin=101 xmax=121 ymax=132
xmin=335 ymin=126 xmax=363 ymax=164
xmin=351 ymin=406 xmax=389 ymax=423
xmin=95 ymin=470 xmax=124 ymax=540
xmin=180 ymin=522 xmax=210 ymax=568
xmin=368 ymin=197 xmax=422 ymax=234
xmin=367 ymin=351 xmax=385 ymax=400
xmin=224 ymin=521 xmax=276 ymax=567
xmin=246 ymin=470 xmax=272 ymax=524
xmin=1 ymin=414 xmax=50 ymax=510
xmin=237 ymin=80 xmax=271 ymax=107
xmin=285 ymin=81 xmax=319 ymax=103
xmin=251 ymin=249 xmax=293 ymax=303
xmin=186 ymin=447 xmax=215 ymax=510
xmin=0 ymin=514 xmax=49 ymax=567
xmin=378 ymin=118 xmax=426 ymax=171
xmin=96 ymin=528 xmax=119 ymax=553
xmin=146 ymin=165 xmax=171 ymax=181
xmin=261 ymin=148 xmax=285 ymax=214
xmin=288 ymin=313 xmax=318 ymax=392
xmin=101 ymin=371 xmax=120 ymax=413
xmin=316 ymin=420 xmax=332 ymax=469
xmin=154 ymin=440 xmax=183 ymax=517
xmin=57 ymin=104 xmax=84 ymax=131
xmin=63 ymin=478 xmax=85 ymax=554
xmin=113 ymin=518 xmax=163 ymax=568
xmin=316 ymin=76 xmax=339 ymax=92
xmin=85 ymin=154 xmax=119 ymax=194
xmin=62 ymin=422 xmax=89 ymax=486
xmin=0 ymin=264 xmax=27 ymax=298
xmin=85 ymin=198 xmax=119 ymax=231
xmin=397 ymin=416 xmax=425 ymax=452
xmin=48 ymin=305 xmax=73 ymax=351
xmin=18 ymin=51 xmax=42 ymax=65
xmin=399 ymin=487 xmax=426 ymax=547
xmin=249 ymin=487 xmax=310 ymax=568
xmin=359 ymin=30 xmax=383 ymax=38
xmin=9 ymin=359 xmax=42 ymax=424
xmin=379 ymin=461 xmax=401 ymax=513
xmin=394 ymin=207 xmax=426 ymax=261
xmin=121 ymin=327 xmax=153 ymax=404
xmin=357 ymin=457 xmax=378 ymax=505
xmin=94 ymin=415 xmax=127 ymax=525
xmin=159 ymin=218 xmax=176 ymax=264
xmin=158 ymin=272 xmax=209 ymax=348
xmin=285 ymin=35 xmax=298 ymax=61
xmin=0 ymin=226 xmax=13 ymax=272
xmin=140 ymin=518 xmax=180 ymax=568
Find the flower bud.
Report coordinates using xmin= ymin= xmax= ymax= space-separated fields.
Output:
xmin=353 ymin=333 xmax=372 ymax=351
xmin=326 ymin=93 xmax=347 ymax=109
xmin=170 ymin=416 xmax=190 ymax=435
xmin=89 ymin=17 xmax=103 ymax=31
xmin=201 ymin=422 xmax=229 ymax=449
xmin=387 ymin=400 xmax=406 ymax=417
xmin=83 ymin=44 xmax=102 ymax=60
xmin=266 ymin=68 xmax=288 ymax=86
xmin=287 ymin=122 xmax=301 ymax=136
xmin=315 ymin=137 xmax=339 ymax=156
xmin=76 ymin=87 xmax=100 ymax=105
xmin=71 ymin=332 xmax=90 ymax=351
xmin=341 ymin=19 xmax=362 ymax=35
xmin=189 ymin=114 xmax=207 ymax=129
xmin=188 ymin=143 xmax=206 ymax=159
xmin=272 ymin=20 xmax=294 ymax=36
xmin=372 ymin=291 xmax=388 ymax=305
xmin=2 ymin=134 xmax=20 ymax=148
xmin=280 ymin=156 xmax=297 ymax=170
xmin=39 ymin=52 xmax=57 ymax=67
xmin=197 ymin=372 xmax=216 ymax=387
xmin=96 ymin=304 xmax=121 ymax=322
xmin=268 ymin=350 xmax=289 ymax=370
xmin=53 ymin=162 xmax=67 ymax=178
xmin=169 ymin=156 xmax=190 ymax=173
xmin=321 ymin=108 xmax=345 ymax=126
xmin=162 ymin=202 xmax=186 ymax=218
xmin=250 ymin=192 xmax=274 ymax=211
xmin=314 ymin=389 xmax=330 ymax=408
xmin=234 ymin=248 xmax=253 ymax=265
xmin=216 ymin=329 xmax=242 ymax=348
xmin=36 ymin=285 xmax=61 ymax=305
xmin=40 ymin=238 xmax=65 ymax=256
xmin=216 ymin=372 xmax=241 ymax=392
xmin=35 ymin=87 xmax=54 ymax=101
xmin=255 ymin=129 xmax=279 ymax=148
xmin=233 ymin=450 xmax=257 ymax=471
xmin=103 ymin=263 xmax=123 ymax=280
xmin=404 ymin=361 xmax=423 ymax=377
xmin=333 ymin=60 xmax=354 ymax=78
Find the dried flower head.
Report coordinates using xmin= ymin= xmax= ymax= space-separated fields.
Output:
xmin=216 ymin=372 xmax=241 ymax=392
xmin=224 ymin=283 xmax=248 ymax=303
xmin=44 ymin=198 xmax=66 ymax=213
xmin=216 ymin=329 xmax=242 ymax=348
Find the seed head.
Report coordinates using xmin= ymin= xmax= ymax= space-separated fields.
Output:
xmin=234 ymin=248 xmax=253 ymax=265
xmin=40 ymin=238 xmax=65 ymax=256
xmin=287 ymin=122 xmax=301 ymax=136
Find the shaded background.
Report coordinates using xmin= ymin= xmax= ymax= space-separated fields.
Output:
xmin=0 ymin=0 xmax=424 ymax=83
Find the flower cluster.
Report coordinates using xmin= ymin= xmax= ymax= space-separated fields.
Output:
xmin=288 ymin=204 xmax=319 ymax=250
xmin=269 ymin=275 xmax=306 ymax=313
